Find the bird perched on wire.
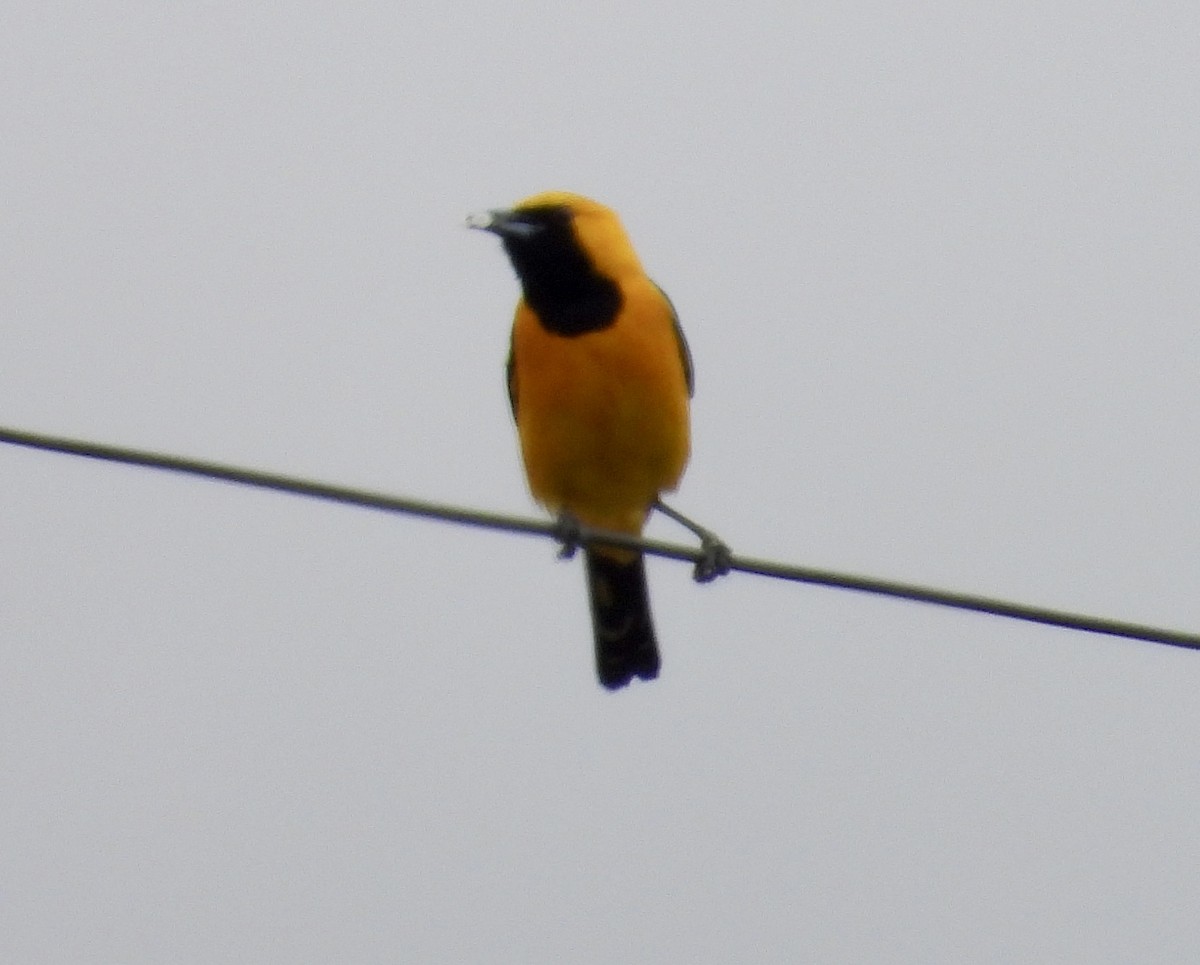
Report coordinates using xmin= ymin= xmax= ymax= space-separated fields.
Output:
xmin=469 ymin=191 xmax=708 ymax=689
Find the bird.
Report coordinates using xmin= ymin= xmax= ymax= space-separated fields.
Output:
xmin=469 ymin=191 xmax=694 ymax=689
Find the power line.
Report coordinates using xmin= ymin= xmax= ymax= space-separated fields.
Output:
xmin=2 ymin=422 xmax=1197 ymax=652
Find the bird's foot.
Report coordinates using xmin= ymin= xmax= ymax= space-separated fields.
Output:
xmin=552 ymin=512 xmax=583 ymax=560
xmin=653 ymin=499 xmax=732 ymax=583
xmin=693 ymin=533 xmax=733 ymax=584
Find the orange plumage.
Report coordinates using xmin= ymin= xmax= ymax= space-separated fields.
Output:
xmin=473 ymin=192 xmax=692 ymax=688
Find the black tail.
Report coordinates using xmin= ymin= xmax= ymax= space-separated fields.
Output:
xmin=584 ymin=549 xmax=661 ymax=689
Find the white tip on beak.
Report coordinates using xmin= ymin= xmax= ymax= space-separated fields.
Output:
xmin=465 ymin=210 xmax=496 ymax=231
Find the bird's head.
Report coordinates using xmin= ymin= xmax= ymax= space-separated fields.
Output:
xmin=467 ymin=191 xmax=643 ymax=284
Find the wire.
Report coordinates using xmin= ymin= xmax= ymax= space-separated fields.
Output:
xmin=2 ymin=422 xmax=1197 ymax=652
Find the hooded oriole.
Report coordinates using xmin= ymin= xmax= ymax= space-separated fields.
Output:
xmin=470 ymin=192 xmax=693 ymax=689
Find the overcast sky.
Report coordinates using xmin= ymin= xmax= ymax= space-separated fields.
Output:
xmin=3 ymin=2 xmax=1199 ymax=962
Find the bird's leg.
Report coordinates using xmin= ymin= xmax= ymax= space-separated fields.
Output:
xmin=653 ymin=499 xmax=732 ymax=583
xmin=552 ymin=511 xmax=584 ymax=560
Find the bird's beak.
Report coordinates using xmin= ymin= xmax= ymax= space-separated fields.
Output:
xmin=465 ymin=208 xmax=541 ymax=240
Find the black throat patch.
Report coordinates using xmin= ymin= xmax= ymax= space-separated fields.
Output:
xmin=501 ymin=206 xmax=622 ymax=337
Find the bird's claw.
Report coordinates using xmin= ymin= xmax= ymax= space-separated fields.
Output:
xmin=552 ymin=513 xmax=583 ymax=559
xmin=693 ymin=534 xmax=733 ymax=583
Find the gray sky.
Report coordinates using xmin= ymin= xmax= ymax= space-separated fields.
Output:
xmin=3 ymin=2 xmax=1199 ymax=962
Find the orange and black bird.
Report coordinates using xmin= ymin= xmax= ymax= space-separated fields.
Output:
xmin=470 ymin=191 xmax=694 ymax=689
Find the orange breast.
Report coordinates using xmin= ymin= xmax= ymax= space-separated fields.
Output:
xmin=511 ymin=279 xmax=690 ymax=535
